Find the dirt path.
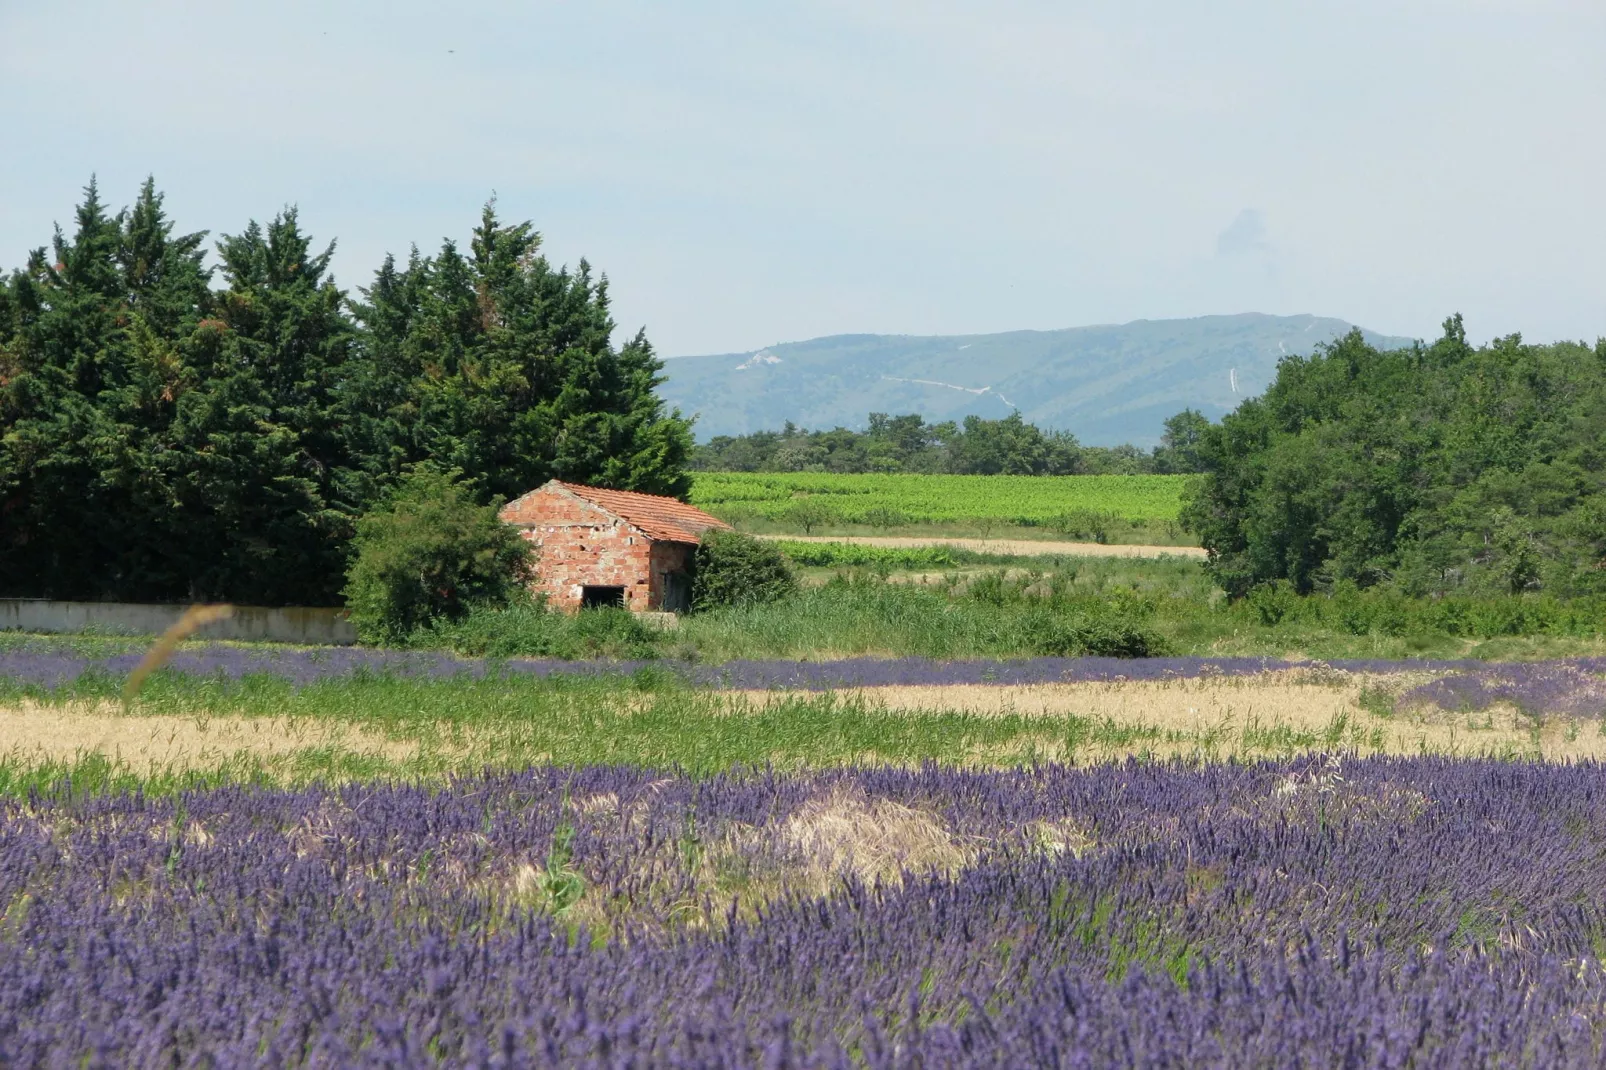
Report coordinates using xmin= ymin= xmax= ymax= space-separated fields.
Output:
xmin=757 ymin=534 xmax=1207 ymax=559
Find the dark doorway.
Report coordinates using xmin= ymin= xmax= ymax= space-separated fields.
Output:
xmin=663 ymin=571 xmax=692 ymax=614
xmin=581 ymin=585 xmax=626 ymax=609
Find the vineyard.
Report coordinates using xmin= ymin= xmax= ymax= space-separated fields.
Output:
xmin=688 ymin=472 xmax=1191 ymax=530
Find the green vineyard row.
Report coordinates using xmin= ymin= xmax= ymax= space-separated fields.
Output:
xmin=687 ymin=472 xmax=1191 ymax=525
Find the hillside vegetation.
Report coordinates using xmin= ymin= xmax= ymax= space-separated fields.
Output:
xmin=661 ymin=313 xmax=1413 ymax=444
xmin=1185 ymin=317 xmax=1606 ymax=599
xmin=692 ymin=409 xmax=1208 ymax=476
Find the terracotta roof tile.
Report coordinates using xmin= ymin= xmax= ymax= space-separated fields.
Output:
xmin=553 ymin=481 xmax=731 ymax=543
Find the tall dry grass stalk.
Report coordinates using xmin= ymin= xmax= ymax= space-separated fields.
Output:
xmin=121 ymin=604 xmax=235 ymax=709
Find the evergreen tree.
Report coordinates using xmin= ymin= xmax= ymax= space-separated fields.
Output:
xmin=347 ymin=202 xmax=693 ymax=501
xmin=3 ymin=183 xmax=695 ymax=604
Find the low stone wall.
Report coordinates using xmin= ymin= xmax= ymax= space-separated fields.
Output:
xmin=0 ymin=600 xmax=357 ymax=645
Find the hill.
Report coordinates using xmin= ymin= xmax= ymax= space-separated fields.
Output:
xmin=661 ymin=313 xmax=1415 ymax=446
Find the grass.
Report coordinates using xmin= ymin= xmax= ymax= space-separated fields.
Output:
xmin=10 ymin=553 xmax=1605 ymax=665
xmin=721 ymin=513 xmax=1195 ymax=546
xmin=1 ymin=667 xmax=1599 ymax=796
xmin=664 ymin=563 xmax=1606 ymax=663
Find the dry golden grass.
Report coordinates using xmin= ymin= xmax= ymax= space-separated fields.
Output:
xmin=4 ymin=670 xmax=1602 ymax=778
xmin=778 ymin=787 xmax=974 ymax=888
xmin=728 ymin=671 xmax=1606 ymax=763
xmin=0 ymin=700 xmax=415 ymax=775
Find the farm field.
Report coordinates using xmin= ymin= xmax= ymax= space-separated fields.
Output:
xmin=3 ymin=651 xmax=1606 ymax=784
xmin=765 ymin=534 xmax=1207 ymax=559
xmin=688 ymin=472 xmax=1194 ymax=543
xmin=3 ymin=641 xmax=1606 ymax=1062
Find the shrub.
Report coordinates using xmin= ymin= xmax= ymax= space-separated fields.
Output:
xmin=343 ymin=468 xmax=533 ymax=644
xmin=1025 ymin=610 xmax=1170 ymax=658
xmin=1050 ymin=508 xmax=1117 ymax=543
xmin=692 ymin=531 xmax=798 ymax=611
xmin=418 ymin=599 xmax=660 ymax=659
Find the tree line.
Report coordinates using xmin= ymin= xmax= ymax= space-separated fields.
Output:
xmin=1184 ymin=317 xmax=1606 ymax=599
xmin=0 ymin=180 xmax=693 ymax=605
xmin=691 ymin=409 xmax=1210 ymax=476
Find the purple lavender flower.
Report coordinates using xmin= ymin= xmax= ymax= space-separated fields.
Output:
xmin=1 ymin=760 xmax=1605 ymax=1065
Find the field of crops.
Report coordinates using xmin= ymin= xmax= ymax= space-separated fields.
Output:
xmin=7 ymin=634 xmax=1606 ymax=1064
xmin=688 ymin=472 xmax=1190 ymax=528
xmin=7 ymin=757 xmax=1606 ymax=1064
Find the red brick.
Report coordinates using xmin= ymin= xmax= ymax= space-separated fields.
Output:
xmin=498 ymin=481 xmax=729 ymax=613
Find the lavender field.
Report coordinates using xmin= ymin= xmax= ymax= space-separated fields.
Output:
xmin=5 ymin=641 xmax=1606 ymax=1065
xmin=5 ymin=639 xmax=1606 ymax=714
xmin=4 ymin=759 xmax=1606 ymax=1066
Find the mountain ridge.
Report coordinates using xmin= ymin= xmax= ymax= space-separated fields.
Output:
xmin=660 ymin=313 xmax=1416 ymax=446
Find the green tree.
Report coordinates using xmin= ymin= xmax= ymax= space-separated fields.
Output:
xmin=782 ymin=497 xmax=838 ymax=534
xmin=949 ymin=412 xmax=1078 ymax=475
xmin=3 ymin=183 xmax=697 ymax=606
xmin=1152 ymin=408 xmax=1210 ymax=473
xmin=155 ymin=209 xmax=358 ymax=603
xmin=346 ymin=202 xmax=694 ymax=503
xmin=343 ymin=467 xmax=533 ymax=643
xmin=1182 ymin=318 xmax=1606 ymax=597
xmin=0 ymin=178 xmax=212 ymax=599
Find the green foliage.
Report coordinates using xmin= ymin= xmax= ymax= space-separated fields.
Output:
xmin=418 ymin=602 xmax=659 ymax=660
xmin=770 ymin=541 xmax=962 ymax=570
xmin=343 ymin=469 xmax=532 ymax=643
xmin=346 ymin=203 xmax=694 ymax=504
xmin=1183 ymin=316 xmax=1606 ymax=598
xmin=949 ymin=412 xmax=1079 ymax=475
xmin=1048 ymin=508 xmax=1118 ymax=542
xmin=690 ymin=473 xmax=1189 ymax=542
xmin=1152 ymin=409 xmax=1210 ymax=475
xmin=691 ymin=409 xmax=1204 ymax=476
xmin=1025 ymin=612 xmax=1169 ymax=658
xmin=779 ymin=497 xmax=839 ymax=534
xmin=691 ymin=530 xmax=798 ymax=611
xmin=0 ymin=181 xmax=692 ymax=604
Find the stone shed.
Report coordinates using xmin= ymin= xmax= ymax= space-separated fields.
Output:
xmin=498 ymin=480 xmax=732 ymax=613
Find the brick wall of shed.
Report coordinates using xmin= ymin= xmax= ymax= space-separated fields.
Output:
xmin=501 ymin=488 xmax=693 ymax=612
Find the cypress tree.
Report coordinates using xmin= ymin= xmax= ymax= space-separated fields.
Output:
xmin=347 ymin=201 xmax=693 ymax=501
xmin=3 ymin=184 xmax=694 ymax=604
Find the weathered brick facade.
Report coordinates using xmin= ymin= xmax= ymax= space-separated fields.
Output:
xmin=498 ymin=481 xmax=729 ymax=612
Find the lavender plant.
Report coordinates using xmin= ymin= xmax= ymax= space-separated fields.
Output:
xmin=2 ymin=759 xmax=1606 ymax=1065
xmin=6 ymin=640 xmax=1606 ymax=718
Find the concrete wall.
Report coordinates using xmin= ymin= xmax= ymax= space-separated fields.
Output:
xmin=0 ymin=600 xmax=356 ymax=645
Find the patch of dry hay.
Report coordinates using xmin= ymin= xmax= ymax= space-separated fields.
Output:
xmin=779 ymin=787 xmax=973 ymax=888
xmin=728 ymin=671 xmax=1606 ymax=762
xmin=0 ymin=700 xmax=415 ymax=774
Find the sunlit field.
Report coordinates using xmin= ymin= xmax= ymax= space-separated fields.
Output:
xmin=5 ymin=632 xmax=1606 ymax=1063
xmin=689 ymin=471 xmax=1194 ymax=543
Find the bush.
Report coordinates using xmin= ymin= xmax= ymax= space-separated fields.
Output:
xmin=343 ymin=468 xmax=533 ymax=644
xmin=1025 ymin=610 xmax=1170 ymax=658
xmin=692 ymin=531 xmax=798 ymax=611
xmin=417 ymin=598 xmax=660 ymax=660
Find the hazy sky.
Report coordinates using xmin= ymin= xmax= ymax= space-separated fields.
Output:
xmin=3 ymin=1 xmax=1602 ymax=355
